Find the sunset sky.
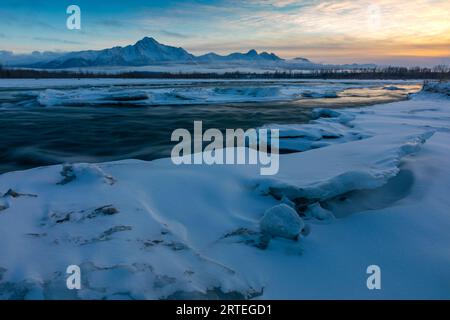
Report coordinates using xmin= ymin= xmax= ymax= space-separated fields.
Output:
xmin=0 ymin=0 xmax=449 ymax=66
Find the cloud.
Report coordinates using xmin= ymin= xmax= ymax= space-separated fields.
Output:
xmin=32 ymin=37 xmax=83 ymax=45
xmin=1 ymin=0 xmax=448 ymax=64
xmin=247 ymin=0 xmax=308 ymax=8
xmin=159 ymin=30 xmax=190 ymax=39
xmin=99 ymin=19 xmax=125 ymax=28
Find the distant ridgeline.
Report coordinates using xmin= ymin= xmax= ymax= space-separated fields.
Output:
xmin=1 ymin=37 xmax=449 ymax=79
xmin=0 ymin=66 xmax=449 ymax=80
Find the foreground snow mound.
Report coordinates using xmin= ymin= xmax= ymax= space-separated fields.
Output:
xmin=0 ymin=161 xmax=266 ymax=299
xmin=254 ymin=129 xmax=433 ymax=203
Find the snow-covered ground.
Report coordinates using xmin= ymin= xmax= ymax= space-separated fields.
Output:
xmin=0 ymin=82 xmax=449 ymax=299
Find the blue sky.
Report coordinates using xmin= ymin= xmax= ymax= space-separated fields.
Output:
xmin=0 ymin=0 xmax=449 ymax=65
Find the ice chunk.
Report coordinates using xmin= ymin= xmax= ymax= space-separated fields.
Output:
xmin=302 ymin=90 xmax=338 ymax=98
xmin=260 ymin=204 xmax=305 ymax=240
xmin=213 ymin=86 xmax=280 ymax=98
xmin=383 ymin=86 xmax=405 ymax=91
xmin=311 ymin=108 xmax=341 ymax=119
xmin=38 ymin=88 xmax=150 ymax=106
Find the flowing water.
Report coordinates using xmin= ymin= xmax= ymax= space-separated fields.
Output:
xmin=0 ymin=79 xmax=421 ymax=174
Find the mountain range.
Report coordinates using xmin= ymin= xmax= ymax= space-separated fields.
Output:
xmin=0 ymin=37 xmax=379 ymax=70
xmin=1 ymin=37 xmax=292 ymax=69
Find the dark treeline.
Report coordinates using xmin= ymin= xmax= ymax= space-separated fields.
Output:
xmin=0 ymin=65 xmax=449 ymax=80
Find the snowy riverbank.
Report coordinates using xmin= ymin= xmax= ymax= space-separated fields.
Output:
xmin=0 ymin=82 xmax=449 ymax=299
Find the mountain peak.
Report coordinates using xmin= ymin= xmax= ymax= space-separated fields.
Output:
xmin=247 ymin=49 xmax=258 ymax=56
xmin=135 ymin=37 xmax=159 ymax=46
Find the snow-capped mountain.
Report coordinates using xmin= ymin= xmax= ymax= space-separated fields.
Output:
xmin=35 ymin=37 xmax=196 ymax=68
xmin=22 ymin=37 xmax=284 ymax=69
xmin=2 ymin=37 xmax=379 ymax=71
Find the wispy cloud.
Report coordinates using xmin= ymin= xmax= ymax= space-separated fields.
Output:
xmin=99 ymin=19 xmax=125 ymax=28
xmin=190 ymin=0 xmax=450 ymax=61
xmin=1 ymin=0 xmax=448 ymax=64
xmin=32 ymin=37 xmax=83 ymax=45
xmin=159 ymin=30 xmax=190 ymax=39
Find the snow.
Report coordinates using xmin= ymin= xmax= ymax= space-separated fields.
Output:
xmin=0 ymin=81 xmax=449 ymax=299
xmin=263 ymin=110 xmax=366 ymax=152
xmin=304 ymin=203 xmax=334 ymax=221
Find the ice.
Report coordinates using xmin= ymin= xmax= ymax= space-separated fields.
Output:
xmin=383 ymin=85 xmax=405 ymax=91
xmin=7 ymin=79 xmax=417 ymax=107
xmin=301 ymin=90 xmax=338 ymax=98
xmin=36 ymin=85 xmax=301 ymax=106
xmin=260 ymin=204 xmax=305 ymax=240
xmin=38 ymin=88 xmax=150 ymax=106
xmin=263 ymin=109 xmax=366 ymax=152
xmin=213 ymin=86 xmax=281 ymax=98
xmin=0 ymin=78 xmax=421 ymax=89
xmin=420 ymin=81 xmax=450 ymax=96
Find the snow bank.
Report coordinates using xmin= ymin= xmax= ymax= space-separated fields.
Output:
xmin=263 ymin=109 xmax=364 ymax=152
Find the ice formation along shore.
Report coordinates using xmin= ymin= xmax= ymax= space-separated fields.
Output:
xmin=0 ymin=82 xmax=449 ymax=299
xmin=31 ymin=80 xmax=411 ymax=107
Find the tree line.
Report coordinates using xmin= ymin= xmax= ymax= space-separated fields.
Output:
xmin=0 ymin=64 xmax=449 ymax=80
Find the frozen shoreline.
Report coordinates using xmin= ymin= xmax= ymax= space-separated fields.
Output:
xmin=0 ymin=78 xmax=422 ymax=89
xmin=0 ymin=83 xmax=449 ymax=299
xmin=0 ymin=78 xmax=419 ymax=107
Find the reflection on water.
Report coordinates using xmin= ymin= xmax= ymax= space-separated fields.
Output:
xmin=0 ymin=80 xmax=421 ymax=174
